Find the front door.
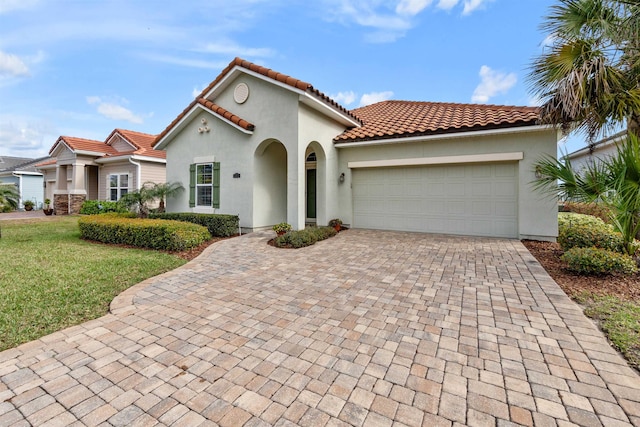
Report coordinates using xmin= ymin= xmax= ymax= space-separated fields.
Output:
xmin=306 ymin=168 xmax=316 ymax=219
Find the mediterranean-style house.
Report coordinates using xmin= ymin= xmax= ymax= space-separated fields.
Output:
xmin=0 ymin=156 xmax=49 ymax=210
xmin=154 ymin=57 xmax=559 ymax=240
xmin=37 ymin=129 xmax=166 ymax=214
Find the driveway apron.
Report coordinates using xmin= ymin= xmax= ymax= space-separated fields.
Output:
xmin=1 ymin=230 xmax=639 ymax=426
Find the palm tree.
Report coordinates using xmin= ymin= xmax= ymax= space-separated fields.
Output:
xmin=528 ymin=0 xmax=640 ymax=140
xmin=0 ymin=184 xmax=19 ymax=211
xmin=534 ymin=133 xmax=640 ymax=255
xmin=119 ymin=184 xmax=156 ymax=218
xmin=146 ymin=181 xmax=184 ymax=213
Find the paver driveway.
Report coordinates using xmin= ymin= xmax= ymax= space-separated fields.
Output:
xmin=1 ymin=230 xmax=639 ymax=426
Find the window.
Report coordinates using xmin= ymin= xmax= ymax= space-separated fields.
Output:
xmin=196 ymin=164 xmax=213 ymax=206
xmin=189 ymin=162 xmax=220 ymax=208
xmin=109 ymin=174 xmax=129 ymax=201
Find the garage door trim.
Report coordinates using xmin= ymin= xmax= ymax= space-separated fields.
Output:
xmin=348 ymin=152 xmax=523 ymax=169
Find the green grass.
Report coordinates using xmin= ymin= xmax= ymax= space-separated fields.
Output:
xmin=575 ymin=293 xmax=640 ymax=370
xmin=0 ymin=216 xmax=186 ymax=351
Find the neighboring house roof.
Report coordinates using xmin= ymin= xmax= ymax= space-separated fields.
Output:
xmin=335 ymin=101 xmax=541 ymax=143
xmin=0 ymin=156 xmax=50 ymax=174
xmin=566 ymin=130 xmax=626 ymax=160
xmin=51 ymin=136 xmax=118 ymax=156
xmin=154 ymin=57 xmax=360 ymax=147
xmin=106 ymin=129 xmax=166 ymax=159
xmin=47 ymin=130 xmax=165 ymax=162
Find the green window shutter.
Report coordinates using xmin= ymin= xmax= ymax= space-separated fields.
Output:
xmin=189 ymin=164 xmax=196 ymax=208
xmin=212 ymin=162 xmax=220 ymax=209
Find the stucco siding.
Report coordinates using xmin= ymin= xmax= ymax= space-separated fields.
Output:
xmin=337 ymin=128 xmax=559 ymax=240
xmin=298 ymin=104 xmax=347 ymax=227
xmin=164 ymin=73 xmax=300 ymax=230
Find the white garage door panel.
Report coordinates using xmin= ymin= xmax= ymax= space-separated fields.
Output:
xmin=352 ymin=163 xmax=518 ymax=238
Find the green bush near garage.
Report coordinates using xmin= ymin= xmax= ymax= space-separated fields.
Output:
xmin=79 ymin=214 xmax=211 ymax=251
xmin=149 ymin=212 xmax=239 ymax=237
xmin=558 ymin=212 xmax=626 ymax=253
xmin=561 ymin=246 xmax=638 ymax=275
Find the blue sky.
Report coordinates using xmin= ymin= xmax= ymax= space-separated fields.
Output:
xmin=0 ymin=0 xmax=583 ymax=159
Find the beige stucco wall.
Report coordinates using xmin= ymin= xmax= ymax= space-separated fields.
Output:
xmin=336 ymin=128 xmax=560 ymax=241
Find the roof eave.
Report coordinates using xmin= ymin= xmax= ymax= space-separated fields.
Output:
xmin=334 ymin=123 xmax=553 ymax=147
xmin=154 ymin=103 xmax=253 ymax=150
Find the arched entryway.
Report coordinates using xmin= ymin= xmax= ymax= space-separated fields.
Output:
xmin=254 ymin=139 xmax=287 ymax=228
xmin=304 ymin=143 xmax=326 ymax=225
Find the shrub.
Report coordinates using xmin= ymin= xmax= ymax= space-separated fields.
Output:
xmin=561 ymin=202 xmax=612 ymax=223
xmin=558 ymin=213 xmax=625 ymax=253
xmin=273 ymin=226 xmax=336 ymax=248
xmin=561 ymin=247 xmax=638 ymax=275
xmin=272 ymin=222 xmax=292 ymax=234
xmin=78 ymin=215 xmax=211 ymax=251
xmin=80 ymin=200 xmax=128 ymax=215
xmin=149 ymin=213 xmax=238 ymax=237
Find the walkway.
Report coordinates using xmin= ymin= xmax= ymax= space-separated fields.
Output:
xmin=1 ymin=230 xmax=639 ymax=426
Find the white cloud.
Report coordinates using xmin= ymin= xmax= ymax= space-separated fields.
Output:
xmin=436 ymin=0 xmax=459 ymax=11
xmin=196 ymin=40 xmax=275 ymax=58
xmin=331 ymin=91 xmax=357 ymax=106
xmin=0 ymin=0 xmax=40 ymax=14
xmin=396 ymin=0 xmax=433 ymax=16
xmin=86 ymin=96 xmax=144 ymax=124
xmin=0 ymin=51 xmax=30 ymax=77
xmin=471 ymin=65 xmax=517 ymax=103
xmin=360 ymin=91 xmax=394 ymax=107
xmin=0 ymin=114 xmax=56 ymax=158
xmin=140 ymin=53 xmax=228 ymax=70
xmin=462 ymin=0 xmax=492 ymax=15
xmin=541 ymin=33 xmax=557 ymax=48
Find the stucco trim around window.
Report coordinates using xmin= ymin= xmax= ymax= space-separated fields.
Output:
xmin=347 ymin=152 xmax=524 ymax=169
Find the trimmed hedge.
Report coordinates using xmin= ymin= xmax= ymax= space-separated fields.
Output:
xmin=561 ymin=246 xmax=638 ymax=275
xmin=274 ymin=226 xmax=337 ymax=248
xmin=78 ymin=215 xmax=211 ymax=251
xmin=149 ymin=213 xmax=238 ymax=237
xmin=79 ymin=200 xmax=129 ymax=215
xmin=560 ymin=202 xmax=612 ymax=223
xmin=558 ymin=212 xmax=625 ymax=253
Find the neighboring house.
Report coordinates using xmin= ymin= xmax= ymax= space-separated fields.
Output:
xmin=0 ymin=156 xmax=49 ymax=210
xmin=37 ymin=129 xmax=166 ymax=214
xmin=155 ymin=57 xmax=560 ymax=240
xmin=566 ymin=130 xmax=625 ymax=173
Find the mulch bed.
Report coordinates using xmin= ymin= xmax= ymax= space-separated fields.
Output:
xmin=522 ymin=240 xmax=640 ymax=301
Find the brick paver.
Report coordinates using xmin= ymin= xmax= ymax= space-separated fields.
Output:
xmin=1 ymin=230 xmax=639 ymax=425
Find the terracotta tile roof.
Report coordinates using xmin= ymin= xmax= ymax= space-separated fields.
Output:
xmin=108 ymin=129 xmax=166 ymax=159
xmin=198 ymin=99 xmax=255 ymax=131
xmin=335 ymin=101 xmax=541 ymax=143
xmin=194 ymin=57 xmax=359 ymax=123
xmin=35 ymin=158 xmax=57 ymax=167
xmin=154 ymin=57 xmax=359 ymax=146
xmin=53 ymin=136 xmax=118 ymax=155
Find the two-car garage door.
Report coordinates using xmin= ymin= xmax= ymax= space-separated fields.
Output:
xmin=352 ymin=162 xmax=518 ymax=238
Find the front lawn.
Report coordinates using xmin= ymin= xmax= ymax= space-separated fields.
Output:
xmin=0 ymin=216 xmax=186 ymax=351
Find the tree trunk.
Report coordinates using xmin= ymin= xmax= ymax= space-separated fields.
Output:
xmin=159 ymin=199 xmax=165 ymax=213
